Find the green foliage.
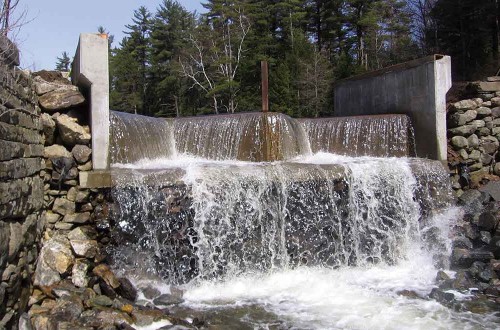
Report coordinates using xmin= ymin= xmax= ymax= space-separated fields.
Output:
xmin=55 ymin=51 xmax=71 ymax=71
xmin=108 ymin=0 xmax=496 ymax=117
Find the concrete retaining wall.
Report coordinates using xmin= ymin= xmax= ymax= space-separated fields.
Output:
xmin=334 ymin=55 xmax=452 ymax=161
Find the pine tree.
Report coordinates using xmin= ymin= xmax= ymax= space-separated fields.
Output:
xmin=55 ymin=51 xmax=71 ymax=71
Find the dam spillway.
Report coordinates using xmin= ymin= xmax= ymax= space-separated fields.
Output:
xmin=100 ymin=110 xmax=500 ymax=329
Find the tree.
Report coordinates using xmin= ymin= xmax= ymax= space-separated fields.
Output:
xmin=150 ymin=0 xmax=195 ymax=116
xmin=1 ymin=0 xmax=27 ymax=37
xmin=181 ymin=0 xmax=251 ymax=114
xmin=55 ymin=51 xmax=71 ymax=71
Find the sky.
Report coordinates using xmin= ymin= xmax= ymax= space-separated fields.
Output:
xmin=15 ymin=1 xmax=205 ymax=71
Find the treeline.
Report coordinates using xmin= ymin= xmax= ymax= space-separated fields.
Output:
xmin=98 ymin=0 xmax=499 ymax=117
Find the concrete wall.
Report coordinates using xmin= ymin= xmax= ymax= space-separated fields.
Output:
xmin=0 ymin=35 xmax=44 ymax=328
xmin=72 ymin=34 xmax=110 ymax=170
xmin=334 ymin=55 xmax=452 ymax=161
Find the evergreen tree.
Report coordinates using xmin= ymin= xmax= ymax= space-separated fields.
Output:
xmin=150 ymin=0 xmax=195 ymax=116
xmin=55 ymin=51 xmax=71 ymax=71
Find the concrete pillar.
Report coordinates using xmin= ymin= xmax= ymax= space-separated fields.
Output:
xmin=71 ymin=33 xmax=110 ymax=170
xmin=334 ymin=55 xmax=452 ymax=161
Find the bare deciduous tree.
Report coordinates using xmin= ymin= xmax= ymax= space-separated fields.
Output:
xmin=180 ymin=6 xmax=250 ymax=114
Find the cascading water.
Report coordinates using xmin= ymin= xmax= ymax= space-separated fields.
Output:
xmin=300 ymin=115 xmax=416 ymax=157
xmin=108 ymin=112 xmax=498 ymax=329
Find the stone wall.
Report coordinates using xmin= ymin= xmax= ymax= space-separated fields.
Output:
xmin=447 ymin=78 xmax=500 ymax=193
xmin=0 ymin=36 xmax=44 ymax=328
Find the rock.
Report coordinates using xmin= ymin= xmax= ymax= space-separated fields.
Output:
xmin=453 ymin=99 xmax=478 ymax=111
xmin=50 ymin=295 xmax=84 ymax=322
xmin=479 ymin=231 xmax=492 ymax=245
xmin=452 ymin=248 xmax=495 ymax=268
xmin=72 ymin=145 xmax=91 ymax=164
xmin=451 ymin=136 xmax=469 ymax=149
xmin=458 ymin=189 xmax=483 ymax=207
xmin=0 ymin=222 xmax=10 ymax=270
xmin=67 ymin=226 xmax=97 ymax=241
xmin=33 ymin=75 xmax=78 ymax=96
xmin=450 ymin=110 xmax=477 ymax=127
xmin=479 ymin=181 xmax=500 ymax=201
xmin=88 ymin=295 xmax=114 ymax=307
xmin=41 ymin=113 xmax=56 ymax=146
xmin=52 ymin=198 xmax=75 ymax=216
xmin=38 ymin=90 xmax=85 ymax=112
xmin=467 ymin=134 xmax=480 ymax=148
xmin=476 ymin=107 xmax=492 ymax=118
xmin=131 ymin=309 xmax=166 ymax=327
xmin=44 ymin=145 xmax=72 ymax=159
xmin=34 ymin=235 xmax=75 ymax=286
xmin=78 ymin=161 xmax=92 ymax=172
xmin=448 ymin=125 xmax=476 ymax=136
xmin=72 ymin=261 xmax=89 ymax=288
xmin=63 ymin=212 xmax=91 ymax=224
xmin=69 ymin=239 xmax=98 ymax=258
xmin=478 ymin=212 xmax=498 ymax=231
xmin=471 ymin=119 xmax=486 ymax=129
xmin=141 ymin=286 xmax=161 ymax=300
xmin=93 ymin=264 xmax=120 ymax=289
xmin=429 ymin=288 xmax=455 ymax=304
xmin=66 ymin=187 xmax=78 ymax=202
xmin=452 ymin=270 xmax=475 ymax=290
xmin=56 ymin=114 xmax=91 ymax=146
xmin=468 ymin=149 xmax=481 ymax=161
xmin=492 ymin=97 xmax=500 ymax=107
xmin=453 ymin=236 xmax=474 ymax=249
xmin=75 ymin=190 xmax=90 ymax=203
xmin=117 ymin=278 xmax=137 ymax=302
xmin=153 ymin=293 xmax=184 ymax=306
xmin=491 ymin=107 xmax=500 ymax=118
xmin=458 ymin=149 xmax=468 ymax=159
xmin=480 ymin=153 xmax=493 ymax=165
xmin=478 ymin=127 xmax=491 ymax=136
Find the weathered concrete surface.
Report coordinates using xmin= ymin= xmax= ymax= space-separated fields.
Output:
xmin=71 ymin=34 xmax=109 ymax=170
xmin=79 ymin=171 xmax=112 ymax=188
xmin=334 ymin=55 xmax=452 ymax=161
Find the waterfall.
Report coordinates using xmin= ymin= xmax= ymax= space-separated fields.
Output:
xmin=110 ymin=111 xmax=176 ymax=164
xmin=110 ymin=156 xmax=452 ymax=284
xmin=300 ymin=115 xmax=416 ymax=157
xmin=174 ymin=112 xmax=311 ymax=161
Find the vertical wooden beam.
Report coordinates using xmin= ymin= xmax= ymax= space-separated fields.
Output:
xmin=261 ymin=61 xmax=269 ymax=112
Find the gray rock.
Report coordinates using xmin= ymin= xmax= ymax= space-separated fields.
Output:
xmin=453 ymin=99 xmax=478 ymax=111
xmin=479 ymin=181 xmax=500 ymax=201
xmin=451 ymin=136 xmax=469 ymax=149
xmin=8 ymin=222 xmax=22 ymax=262
xmin=479 ymin=231 xmax=492 ymax=245
xmin=71 ymin=145 xmax=91 ymax=164
xmin=492 ymin=97 xmax=500 ymax=107
xmin=77 ymin=161 xmax=92 ymax=172
xmin=480 ymin=153 xmax=493 ymax=165
xmin=0 ymin=222 xmax=10 ymax=270
xmin=44 ymin=211 xmax=61 ymax=224
xmin=66 ymin=187 xmax=78 ymax=202
xmin=33 ymin=75 xmax=78 ymax=96
xmin=117 ymin=277 xmax=137 ymax=301
xmin=471 ymin=120 xmax=486 ymax=129
xmin=467 ymin=134 xmax=480 ymax=148
xmin=63 ymin=212 xmax=90 ymax=224
xmin=52 ymin=198 xmax=75 ymax=216
xmin=448 ymin=125 xmax=476 ymax=136
xmin=476 ymin=107 xmax=492 ymax=117
xmin=153 ymin=293 xmax=184 ymax=306
xmin=458 ymin=149 xmax=468 ymax=160
xmin=38 ymin=90 xmax=85 ymax=112
xmin=478 ymin=127 xmax=491 ymax=136
xmin=453 ymin=236 xmax=473 ymax=249
xmin=469 ymin=149 xmax=481 ymax=161
xmin=478 ymin=212 xmax=498 ymax=231
xmin=69 ymin=239 xmax=98 ymax=258
xmin=34 ymin=235 xmax=75 ymax=286
xmin=56 ymin=114 xmax=91 ymax=146
xmin=72 ymin=261 xmax=90 ymax=288
xmin=44 ymin=145 xmax=72 ymax=159
xmin=41 ymin=113 xmax=56 ymax=146
xmin=491 ymin=107 xmax=500 ymax=118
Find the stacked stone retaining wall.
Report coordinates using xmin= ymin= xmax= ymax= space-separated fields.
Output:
xmin=0 ymin=36 xmax=44 ymax=328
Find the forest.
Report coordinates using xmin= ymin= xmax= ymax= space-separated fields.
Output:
xmin=60 ymin=0 xmax=499 ymax=118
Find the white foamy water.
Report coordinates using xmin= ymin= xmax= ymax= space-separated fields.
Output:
xmin=110 ymin=153 xmax=499 ymax=329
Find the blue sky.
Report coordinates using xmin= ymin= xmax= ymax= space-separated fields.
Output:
xmin=16 ymin=1 xmax=205 ymax=70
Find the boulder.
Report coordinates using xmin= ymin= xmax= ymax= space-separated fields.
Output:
xmin=33 ymin=76 xmax=79 ymax=96
xmin=56 ymin=114 xmax=91 ymax=146
xmin=34 ymin=235 xmax=75 ymax=286
xmin=467 ymin=134 xmax=480 ymax=148
xmin=448 ymin=125 xmax=476 ymax=136
xmin=52 ymin=198 xmax=75 ymax=216
xmin=453 ymin=99 xmax=478 ymax=111
xmin=63 ymin=212 xmax=90 ymax=224
xmin=44 ymin=145 xmax=72 ymax=159
xmin=451 ymin=136 xmax=468 ymax=149
xmin=39 ymin=90 xmax=85 ymax=112
xmin=72 ymin=145 xmax=92 ymax=164
xmin=93 ymin=264 xmax=120 ymax=289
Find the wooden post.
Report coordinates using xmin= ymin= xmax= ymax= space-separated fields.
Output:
xmin=261 ymin=61 xmax=269 ymax=112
